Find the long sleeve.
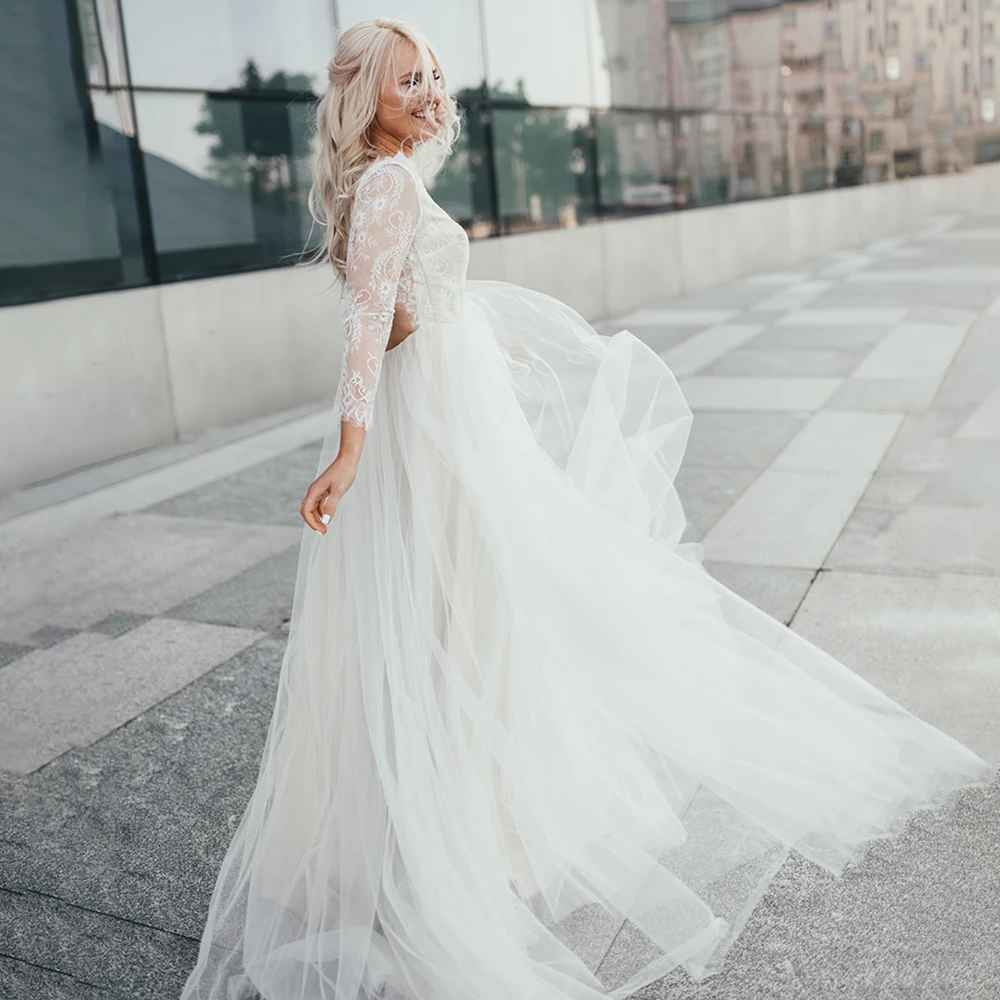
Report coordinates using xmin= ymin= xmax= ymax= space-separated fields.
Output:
xmin=338 ymin=163 xmax=421 ymax=429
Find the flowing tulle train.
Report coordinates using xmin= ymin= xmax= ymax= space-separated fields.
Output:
xmin=179 ymin=278 xmax=996 ymax=1000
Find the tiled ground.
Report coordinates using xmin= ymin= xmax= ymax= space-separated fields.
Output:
xmin=2 ymin=212 xmax=999 ymax=998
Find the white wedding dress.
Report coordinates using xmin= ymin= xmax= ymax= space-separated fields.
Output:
xmin=180 ymin=147 xmax=995 ymax=1000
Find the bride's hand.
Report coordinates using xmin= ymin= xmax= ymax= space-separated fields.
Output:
xmin=300 ymin=456 xmax=358 ymax=534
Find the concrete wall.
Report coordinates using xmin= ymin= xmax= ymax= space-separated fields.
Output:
xmin=4 ymin=163 xmax=1000 ymax=494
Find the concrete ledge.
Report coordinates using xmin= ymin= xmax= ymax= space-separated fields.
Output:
xmin=3 ymin=163 xmax=1000 ymax=494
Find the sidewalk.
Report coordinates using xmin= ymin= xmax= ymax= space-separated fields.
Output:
xmin=2 ymin=213 xmax=999 ymax=998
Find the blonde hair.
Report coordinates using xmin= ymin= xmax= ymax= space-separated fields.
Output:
xmin=307 ymin=18 xmax=460 ymax=278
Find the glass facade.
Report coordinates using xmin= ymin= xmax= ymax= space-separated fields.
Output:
xmin=5 ymin=0 xmax=1000 ymax=307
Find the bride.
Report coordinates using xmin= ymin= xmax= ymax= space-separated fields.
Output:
xmin=179 ymin=17 xmax=995 ymax=1000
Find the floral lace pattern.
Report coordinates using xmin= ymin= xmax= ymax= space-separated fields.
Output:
xmin=337 ymin=152 xmax=471 ymax=430
xmin=338 ymin=163 xmax=421 ymax=428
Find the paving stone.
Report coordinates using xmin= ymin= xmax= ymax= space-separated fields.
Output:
xmin=86 ymin=611 xmax=153 ymax=637
xmin=827 ymin=503 xmax=1000 ymax=577
xmin=0 ymin=887 xmax=196 ymax=998
xmin=683 ymin=411 xmax=807 ymax=471
xmin=792 ymin=570 xmax=1000 ymax=759
xmin=0 ymin=618 xmax=264 ymax=774
xmin=675 ymin=466 xmax=764 ymax=543
xmin=0 ymin=636 xmax=285 ymax=941
xmin=27 ymin=626 xmax=80 ymax=648
xmin=0 ymin=642 xmax=33 ymax=668
xmin=167 ymin=544 xmax=300 ymax=632
xmin=701 ymin=346 xmax=864 ymax=377
xmin=0 ymin=955 xmax=114 ymax=1000
xmin=699 ymin=562 xmax=815 ymax=625
xmin=143 ymin=441 xmax=323 ymax=528
xmin=0 ymin=513 xmax=299 ymax=644
xmin=677 ymin=376 xmax=842 ymax=412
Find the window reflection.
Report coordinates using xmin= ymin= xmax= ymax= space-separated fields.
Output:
xmin=9 ymin=0 xmax=1000 ymax=306
xmin=0 ymin=2 xmax=147 ymax=305
xmin=492 ymin=108 xmax=597 ymax=231
xmin=482 ymin=0 xmax=596 ymax=106
xmin=133 ymin=91 xmax=316 ymax=279
xmin=120 ymin=0 xmax=334 ymax=91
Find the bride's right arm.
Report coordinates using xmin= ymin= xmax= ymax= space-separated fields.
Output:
xmin=301 ymin=163 xmax=420 ymax=534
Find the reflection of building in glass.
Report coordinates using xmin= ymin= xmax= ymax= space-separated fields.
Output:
xmin=5 ymin=0 xmax=1000 ymax=308
xmin=594 ymin=0 xmax=1000 ymax=204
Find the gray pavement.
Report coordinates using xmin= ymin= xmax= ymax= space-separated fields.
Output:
xmin=2 ymin=212 xmax=999 ymax=998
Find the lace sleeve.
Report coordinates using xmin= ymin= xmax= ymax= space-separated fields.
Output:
xmin=337 ymin=163 xmax=420 ymax=429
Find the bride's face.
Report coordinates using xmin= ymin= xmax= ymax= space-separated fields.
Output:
xmin=374 ymin=39 xmax=444 ymax=147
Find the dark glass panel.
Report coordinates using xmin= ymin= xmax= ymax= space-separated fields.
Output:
xmin=492 ymin=107 xmax=597 ymax=232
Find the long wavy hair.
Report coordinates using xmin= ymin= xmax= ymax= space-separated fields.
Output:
xmin=307 ymin=18 xmax=460 ymax=279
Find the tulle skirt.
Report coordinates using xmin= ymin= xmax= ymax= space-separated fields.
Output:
xmin=179 ymin=279 xmax=996 ymax=1000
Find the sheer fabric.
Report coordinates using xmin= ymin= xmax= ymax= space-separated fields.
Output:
xmin=179 ymin=147 xmax=997 ymax=1000
xmin=337 ymin=163 xmax=421 ymax=429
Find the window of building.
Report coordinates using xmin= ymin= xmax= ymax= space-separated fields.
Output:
xmin=928 ymin=6 xmax=935 ymax=26
xmin=782 ymin=10 xmax=797 ymax=26
xmin=868 ymin=27 xmax=875 ymax=50
xmin=963 ymin=62 xmax=971 ymax=91
xmin=985 ymin=22 xmax=995 ymax=40
xmin=861 ymin=64 xmax=878 ymax=82
xmin=824 ymin=20 xmax=840 ymax=37
xmin=887 ymin=22 xmax=899 ymax=44
xmin=870 ymin=130 xmax=885 ymax=150
xmin=985 ymin=58 xmax=995 ymax=86
xmin=962 ymin=27 xmax=970 ymax=47
xmin=826 ymin=51 xmax=841 ymax=69
xmin=886 ymin=55 xmax=901 ymax=79
xmin=916 ymin=49 xmax=931 ymax=69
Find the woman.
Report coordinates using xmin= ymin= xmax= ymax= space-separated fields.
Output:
xmin=180 ymin=18 xmax=995 ymax=1000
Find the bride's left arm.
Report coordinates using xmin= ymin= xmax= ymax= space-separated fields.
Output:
xmin=300 ymin=163 xmax=421 ymax=534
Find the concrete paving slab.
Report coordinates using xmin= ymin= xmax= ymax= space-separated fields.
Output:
xmin=0 ymin=642 xmax=32 ymax=668
xmin=0 ymin=637 xmax=285 ymax=938
xmin=683 ymin=412 xmax=807 ymax=471
xmin=748 ymin=280 xmax=834 ymax=313
xmin=617 ymin=308 xmax=740 ymax=327
xmin=850 ymin=323 xmax=969 ymax=382
xmin=0 ymin=513 xmax=299 ymax=643
xmin=166 ymin=544 xmax=299 ymax=631
xmin=0 ymin=618 xmax=263 ymax=774
xmin=791 ymin=570 xmax=1000 ymax=759
xmin=699 ymin=561 xmax=815 ymax=624
xmin=677 ymin=376 xmax=842 ymax=411
xmin=748 ymin=324 xmax=888 ymax=350
xmin=0 ymin=887 xmax=196 ymax=998
xmin=144 ymin=441 xmax=322 ymax=528
xmin=660 ymin=324 xmax=765 ymax=377
xmin=86 ymin=611 xmax=153 ymax=637
xmin=827 ymin=503 xmax=1000 ymax=577
xmin=701 ymin=467 xmax=874 ymax=569
xmin=675 ymin=466 xmax=764 ymax=543
xmin=770 ymin=410 xmax=903 ymax=473
xmin=701 ymin=346 xmax=864 ymax=378
xmin=777 ymin=307 xmax=907 ymax=327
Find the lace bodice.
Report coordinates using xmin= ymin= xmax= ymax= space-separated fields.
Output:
xmin=336 ymin=150 xmax=470 ymax=429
